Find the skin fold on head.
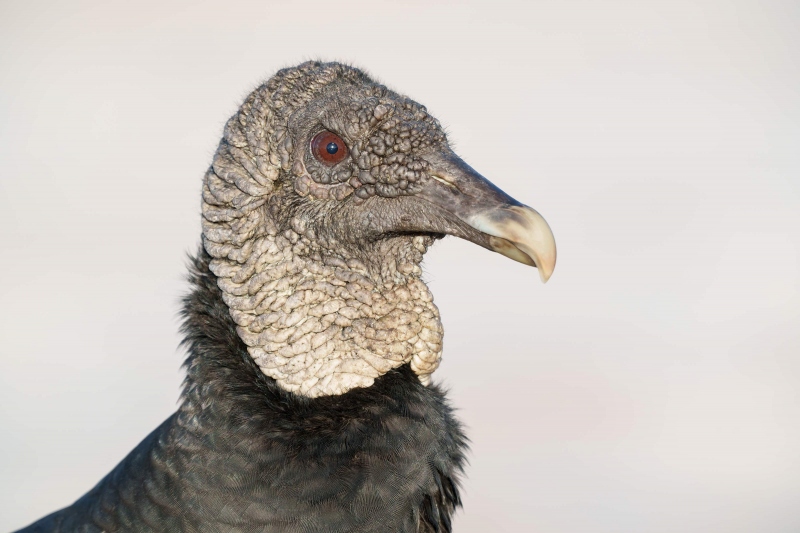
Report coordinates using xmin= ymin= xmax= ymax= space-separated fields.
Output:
xmin=202 ymin=61 xmax=556 ymax=397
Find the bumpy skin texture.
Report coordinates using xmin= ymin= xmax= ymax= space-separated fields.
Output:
xmin=16 ymin=251 xmax=466 ymax=533
xmin=203 ymin=62 xmax=454 ymax=396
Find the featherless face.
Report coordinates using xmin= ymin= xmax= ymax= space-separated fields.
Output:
xmin=202 ymin=61 xmax=556 ymax=397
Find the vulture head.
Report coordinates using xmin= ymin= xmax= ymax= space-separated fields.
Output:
xmin=203 ymin=61 xmax=556 ymax=398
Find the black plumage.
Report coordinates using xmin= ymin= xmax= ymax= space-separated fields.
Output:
xmin=18 ymin=250 xmax=465 ymax=533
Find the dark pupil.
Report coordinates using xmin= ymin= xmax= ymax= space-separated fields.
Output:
xmin=326 ymin=142 xmax=339 ymax=155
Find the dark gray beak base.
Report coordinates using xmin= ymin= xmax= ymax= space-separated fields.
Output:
xmin=419 ymin=152 xmax=556 ymax=282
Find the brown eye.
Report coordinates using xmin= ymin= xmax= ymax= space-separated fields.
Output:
xmin=311 ymin=131 xmax=348 ymax=166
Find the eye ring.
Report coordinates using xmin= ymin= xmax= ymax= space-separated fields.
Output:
xmin=311 ymin=131 xmax=348 ymax=166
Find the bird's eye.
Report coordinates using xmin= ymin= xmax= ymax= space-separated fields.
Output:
xmin=311 ymin=131 xmax=348 ymax=166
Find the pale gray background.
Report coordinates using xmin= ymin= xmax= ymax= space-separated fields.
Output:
xmin=1 ymin=0 xmax=798 ymax=531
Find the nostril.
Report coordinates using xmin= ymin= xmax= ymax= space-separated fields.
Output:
xmin=430 ymin=173 xmax=461 ymax=194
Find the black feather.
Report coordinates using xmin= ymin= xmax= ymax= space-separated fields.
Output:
xmin=15 ymin=248 xmax=467 ymax=533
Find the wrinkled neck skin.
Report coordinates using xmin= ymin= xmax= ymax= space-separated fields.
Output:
xmin=200 ymin=68 xmax=449 ymax=398
xmin=205 ymin=201 xmax=444 ymax=397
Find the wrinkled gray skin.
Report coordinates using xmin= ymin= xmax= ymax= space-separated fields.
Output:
xmin=203 ymin=61 xmax=554 ymax=398
xmin=15 ymin=61 xmax=555 ymax=533
xmin=204 ymin=62 xmax=454 ymax=397
xmin=203 ymin=61 xmax=540 ymax=398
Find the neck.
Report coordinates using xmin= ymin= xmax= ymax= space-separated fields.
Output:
xmin=204 ymin=216 xmax=444 ymax=397
xmin=163 ymin=252 xmax=466 ymax=532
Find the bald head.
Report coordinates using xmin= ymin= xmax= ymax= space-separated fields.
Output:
xmin=201 ymin=61 xmax=556 ymax=396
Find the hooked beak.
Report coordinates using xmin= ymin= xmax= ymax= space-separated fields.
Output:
xmin=419 ymin=153 xmax=556 ymax=283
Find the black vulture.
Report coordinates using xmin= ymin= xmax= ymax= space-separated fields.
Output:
xmin=15 ymin=61 xmax=556 ymax=533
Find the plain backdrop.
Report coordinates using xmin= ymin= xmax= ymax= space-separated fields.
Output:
xmin=1 ymin=1 xmax=798 ymax=531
